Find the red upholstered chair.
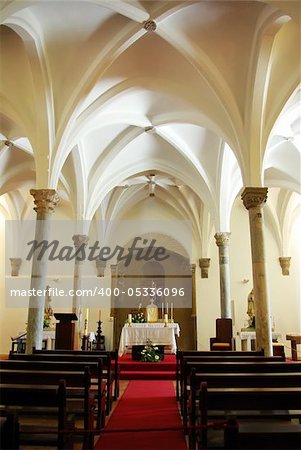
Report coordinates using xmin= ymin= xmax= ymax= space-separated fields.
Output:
xmin=210 ymin=318 xmax=236 ymax=351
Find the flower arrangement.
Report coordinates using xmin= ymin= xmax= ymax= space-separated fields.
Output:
xmin=140 ymin=339 xmax=162 ymax=362
xmin=132 ymin=311 xmax=145 ymax=323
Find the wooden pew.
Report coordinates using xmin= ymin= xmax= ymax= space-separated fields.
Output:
xmin=180 ymin=356 xmax=289 ymax=424
xmin=181 ymin=360 xmax=301 ymax=437
xmin=224 ymin=417 xmax=301 ymax=449
xmin=9 ymin=352 xmax=113 ymax=415
xmin=0 ymin=380 xmax=74 ymax=449
xmin=176 ymin=349 xmax=264 ymax=399
xmin=32 ymin=348 xmax=120 ymax=399
xmin=188 ymin=369 xmax=301 ymax=450
xmin=199 ymin=383 xmax=301 ymax=449
xmin=0 ymin=366 xmax=101 ymax=437
xmin=1 ymin=358 xmax=106 ymax=427
xmin=0 ymin=413 xmax=19 ymax=450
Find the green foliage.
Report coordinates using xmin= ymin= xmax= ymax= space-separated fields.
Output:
xmin=140 ymin=339 xmax=162 ymax=362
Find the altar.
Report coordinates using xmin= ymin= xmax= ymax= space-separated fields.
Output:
xmin=237 ymin=330 xmax=282 ymax=351
xmin=118 ymin=323 xmax=180 ymax=356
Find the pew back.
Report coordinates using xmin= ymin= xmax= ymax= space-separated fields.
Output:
xmin=0 ymin=380 xmax=69 ymax=449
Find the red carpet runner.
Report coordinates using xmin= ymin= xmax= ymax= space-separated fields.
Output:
xmin=95 ymin=380 xmax=187 ymax=450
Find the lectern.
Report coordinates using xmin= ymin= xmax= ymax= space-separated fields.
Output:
xmin=54 ymin=313 xmax=78 ymax=350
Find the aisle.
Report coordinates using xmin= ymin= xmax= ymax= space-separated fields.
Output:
xmin=95 ymin=380 xmax=187 ymax=450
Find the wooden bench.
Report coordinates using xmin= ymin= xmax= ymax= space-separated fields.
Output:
xmin=0 ymin=366 xmax=101 ymax=438
xmin=176 ymin=349 xmax=264 ymax=399
xmin=32 ymin=348 xmax=120 ymax=399
xmin=225 ymin=418 xmax=301 ymax=449
xmin=180 ymin=356 xmax=288 ymax=425
xmin=0 ymin=380 xmax=74 ymax=449
xmin=188 ymin=369 xmax=301 ymax=449
xmin=1 ymin=358 xmax=106 ymax=427
xmin=0 ymin=413 xmax=19 ymax=449
xmin=199 ymin=383 xmax=301 ymax=449
xmin=9 ymin=352 xmax=113 ymax=415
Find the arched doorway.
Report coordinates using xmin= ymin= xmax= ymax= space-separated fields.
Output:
xmin=111 ymin=237 xmax=195 ymax=352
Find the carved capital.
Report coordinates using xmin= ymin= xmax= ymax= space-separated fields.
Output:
xmin=30 ymin=189 xmax=58 ymax=214
xmin=190 ymin=263 xmax=196 ymax=274
xmin=96 ymin=259 xmax=106 ymax=277
xmin=110 ymin=264 xmax=118 ymax=276
xmin=9 ymin=257 xmax=22 ymax=276
xmin=214 ymin=232 xmax=231 ymax=247
xmin=72 ymin=234 xmax=89 ymax=250
xmin=279 ymin=257 xmax=291 ymax=276
xmin=143 ymin=20 xmax=157 ymax=31
xmin=199 ymin=258 xmax=210 ymax=278
xmin=241 ymin=187 xmax=268 ymax=210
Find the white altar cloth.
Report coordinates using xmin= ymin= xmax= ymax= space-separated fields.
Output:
xmin=237 ymin=330 xmax=282 ymax=351
xmin=118 ymin=323 xmax=180 ymax=356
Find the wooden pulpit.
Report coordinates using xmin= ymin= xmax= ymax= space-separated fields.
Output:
xmin=54 ymin=313 xmax=78 ymax=350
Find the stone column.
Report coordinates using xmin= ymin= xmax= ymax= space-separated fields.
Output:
xmin=9 ymin=257 xmax=22 ymax=276
xmin=26 ymin=189 xmax=58 ymax=354
xmin=191 ymin=263 xmax=197 ymax=350
xmin=241 ymin=187 xmax=272 ymax=356
xmin=72 ymin=234 xmax=89 ymax=350
xmin=199 ymin=258 xmax=210 ymax=278
xmin=214 ymin=232 xmax=231 ymax=318
xmin=110 ymin=264 xmax=118 ymax=350
xmin=96 ymin=259 xmax=106 ymax=277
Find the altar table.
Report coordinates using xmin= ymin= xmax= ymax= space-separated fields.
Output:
xmin=237 ymin=330 xmax=282 ymax=351
xmin=118 ymin=323 xmax=180 ymax=356
xmin=286 ymin=334 xmax=301 ymax=361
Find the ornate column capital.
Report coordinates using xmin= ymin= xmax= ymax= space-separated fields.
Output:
xmin=279 ymin=257 xmax=291 ymax=276
xmin=72 ymin=234 xmax=89 ymax=249
xmin=199 ymin=258 xmax=211 ymax=278
xmin=241 ymin=187 xmax=268 ymax=210
xmin=96 ymin=259 xmax=106 ymax=277
xmin=214 ymin=232 xmax=231 ymax=247
xmin=190 ymin=263 xmax=196 ymax=274
xmin=30 ymin=189 xmax=59 ymax=214
xmin=9 ymin=257 xmax=22 ymax=276
xmin=110 ymin=264 xmax=118 ymax=276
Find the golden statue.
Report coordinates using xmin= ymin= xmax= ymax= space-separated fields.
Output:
xmin=146 ymin=298 xmax=158 ymax=323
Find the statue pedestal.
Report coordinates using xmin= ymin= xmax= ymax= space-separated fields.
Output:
xmin=238 ymin=330 xmax=282 ymax=351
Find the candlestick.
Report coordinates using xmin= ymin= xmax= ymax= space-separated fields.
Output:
xmin=164 ymin=313 xmax=168 ymax=327
xmin=96 ymin=319 xmax=105 ymax=350
xmin=84 ymin=318 xmax=88 ymax=336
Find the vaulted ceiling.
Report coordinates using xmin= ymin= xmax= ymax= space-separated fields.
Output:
xmin=0 ymin=1 xmax=300 ymax=250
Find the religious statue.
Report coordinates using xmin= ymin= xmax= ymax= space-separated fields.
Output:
xmin=43 ymin=285 xmax=53 ymax=329
xmin=246 ymin=289 xmax=255 ymax=328
xmin=146 ymin=297 xmax=158 ymax=323
xmin=146 ymin=281 xmax=158 ymax=323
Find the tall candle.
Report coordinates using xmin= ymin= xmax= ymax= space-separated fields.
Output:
xmin=171 ymin=302 xmax=173 ymax=320
xmin=128 ymin=313 xmax=132 ymax=324
xmin=99 ymin=309 xmax=101 ymax=321
xmin=86 ymin=308 xmax=89 ymax=321
xmin=164 ymin=313 xmax=168 ymax=324
xmin=161 ymin=303 xmax=164 ymax=319
xmin=166 ymin=302 xmax=169 ymax=317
